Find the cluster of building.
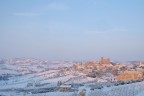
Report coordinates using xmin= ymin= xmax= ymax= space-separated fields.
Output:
xmin=72 ymin=57 xmax=144 ymax=81
xmin=73 ymin=57 xmax=112 ymax=74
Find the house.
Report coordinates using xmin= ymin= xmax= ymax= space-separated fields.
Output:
xmin=59 ymin=85 xmax=72 ymax=92
xmin=117 ymin=71 xmax=143 ymax=81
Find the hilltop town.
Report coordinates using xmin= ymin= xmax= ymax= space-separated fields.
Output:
xmin=71 ymin=57 xmax=144 ymax=81
xmin=0 ymin=57 xmax=144 ymax=96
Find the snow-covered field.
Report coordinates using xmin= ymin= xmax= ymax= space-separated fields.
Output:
xmin=88 ymin=81 xmax=144 ymax=96
xmin=0 ymin=58 xmax=144 ymax=96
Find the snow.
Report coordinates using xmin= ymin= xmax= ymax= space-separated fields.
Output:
xmin=137 ymin=91 xmax=144 ymax=96
xmin=0 ymin=69 xmax=19 ymax=75
xmin=0 ymin=58 xmax=144 ymax=96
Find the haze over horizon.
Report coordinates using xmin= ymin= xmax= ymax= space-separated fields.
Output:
xmin=0 ymin=0 xmax=144 ymax=61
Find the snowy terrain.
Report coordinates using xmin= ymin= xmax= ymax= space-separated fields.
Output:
xmin=0 ymin=58 xmax=144 ymax=96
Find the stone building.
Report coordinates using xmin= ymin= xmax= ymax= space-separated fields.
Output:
xmin=117 ymin=71 xmax=143 ymax=81
xmin=100 ymin=57 xmax=110 ymax=64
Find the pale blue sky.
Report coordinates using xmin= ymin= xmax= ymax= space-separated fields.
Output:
xmin=0 ymin=0 xmax=144 ymax=61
